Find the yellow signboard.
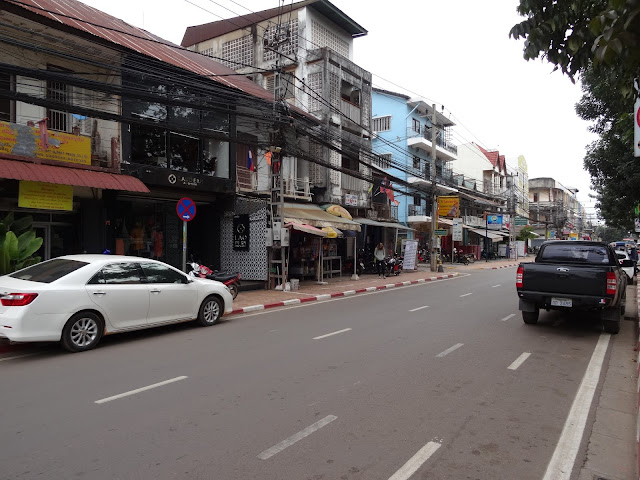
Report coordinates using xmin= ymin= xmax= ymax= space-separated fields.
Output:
xmin=0 ymin=121 xmax=91 ymax=165
xmin=437 ymin=196 xmax=460 ymax=218
xmin=18 ymin=181 xmax=73 ymax=211
xmin=569 ymin=232 xmax=579 ymax=241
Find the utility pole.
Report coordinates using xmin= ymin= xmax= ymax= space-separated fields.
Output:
xmin=430 ymin=104 xmax=438 ymax=272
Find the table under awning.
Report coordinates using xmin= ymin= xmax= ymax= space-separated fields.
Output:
xmin=283 ymin=203 xmax=361 ymax=231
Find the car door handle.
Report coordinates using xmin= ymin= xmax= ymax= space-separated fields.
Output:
xmin=93 ymin=291 xmax=106 ymax=296
xmin=150 ymin=289 xmax=161 ymax=294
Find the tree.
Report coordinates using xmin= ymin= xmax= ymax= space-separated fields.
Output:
xmin=594 ymin=224 xmax=628 ymax=243
xmin=517 ymin=225 xmax=537 ymax=241
xmin=577 ymin=63 xmax=639 ymax=229
xmin=510 ymin=0 xmax=640 ymax=98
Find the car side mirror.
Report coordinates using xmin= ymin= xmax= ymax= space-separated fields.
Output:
xmin=620 ymin=259 xmax=634 ymax=268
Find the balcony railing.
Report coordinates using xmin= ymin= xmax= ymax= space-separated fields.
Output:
xmin=340 ymin=99 xmax=361 ymax=123
xmin=410 ymin=126 xmax=457 ymax=155
xmin=236 ymin=165 xmax=257 ymax=191
xmin=341 ymin=172 xmax=362 ymax=191
xmin=374 ymin=203 xmax=398 ymax=221
xmin=408 ymin=205 xmax=424 ymax=216
xmin=281 ymin=175 xmax=311 ymax=199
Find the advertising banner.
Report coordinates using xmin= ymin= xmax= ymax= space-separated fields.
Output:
xmin=0 ymin=121 xmax=91 ymax=165
xmin=403 ymin=240 xmax=418 ymax=271
xmin=452 ymin=218 xmax=463 ymax=241
xmin=486 ymin=214 xmax=503 ymax=230
xmin=233 ymin=214 xmax=250 ymax=251
xmin=437 ymin=196 xmax=459 ymax=217
xmin=18 ymin=181 xmax=73 ymax=211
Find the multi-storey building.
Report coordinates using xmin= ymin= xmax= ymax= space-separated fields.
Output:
xmin=181 ymin=0 xmax=373 ymax=212
xmin=528 ymin=177 xmax=585 ymax=239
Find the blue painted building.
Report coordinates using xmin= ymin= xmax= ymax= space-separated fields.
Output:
xmin=371 ymin=88 xmax=458 ymax=243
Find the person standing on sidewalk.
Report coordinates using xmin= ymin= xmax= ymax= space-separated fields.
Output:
xmin=374 ymin=242 xmax=386 ymax=277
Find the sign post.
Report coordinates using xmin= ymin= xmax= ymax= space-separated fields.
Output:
xmin=176 ymin=197 xmax=197 ymax=272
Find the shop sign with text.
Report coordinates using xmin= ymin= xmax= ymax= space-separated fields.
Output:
xmin=18 ymin=181 xmax=73 ymax=211
xmin=344 ymin=194 xmax=358 ymax=207
xmin=0 ymin=121 xmax=90 ymax=165
xmin=437 ymin=196 xmax=459 ymax=217
xmin=233 ymin=214 xmax=250 ymax=251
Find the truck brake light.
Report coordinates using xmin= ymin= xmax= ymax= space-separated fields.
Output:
xmin=516 ymin=266 xmax=524 ymax=288
xmin=606 ymin=272 xmax=617 ymax=295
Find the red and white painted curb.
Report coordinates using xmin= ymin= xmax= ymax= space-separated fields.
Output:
xmin=487 ymin=263 xmax=520 ymax=270
xmin=228 ymin=273 xmax=460 ymax=316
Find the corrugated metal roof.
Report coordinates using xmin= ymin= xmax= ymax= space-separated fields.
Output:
xmin=0 ymin=157 xmax=150 ymax=192
xmin=6 ymin=0 xmax=275 ymax=103
xmin=181 ymin=0 xmax=367 ymax=48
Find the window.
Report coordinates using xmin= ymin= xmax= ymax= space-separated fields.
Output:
xmin=412 ymin=118 xmax=420 ymax=133
xmin=311 ymin=19 xmax=348 ymax=58
xmin=533 ymin=193 xmax=539 ymax=202
xmin=220 ymin=34 xmax=254 ymax=69
xmin=372 ymin=116 xmax=391 ymax=132
xmin=140 ymin=263 xmax=187 ymax=284
xmin=91 ymin=263 xmax=143 ymax=285
xmin=413 ymin=156 xmax=421 ymax=169
xmin=264 ymin=73 xmax=295 ymax=100
xmin=10 ymin=259 xmax=88 ymax=283
xmin=47 ymin=66 xmax=70 ymax=132
xmin=414 ymin=194 xmax=421 ymax=205
xmin=539 ymin=244 xmax=612 ymax=265
xmin=0 ymin=73 xmax=13 ymax=122
xmin=373 ymin=153 xmax=391 ymax=169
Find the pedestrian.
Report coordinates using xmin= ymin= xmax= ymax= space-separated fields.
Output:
xmin=374 ymin=242 xmax=386 ymax=277
xmin=630 ymin=246 xmax=638 ymax=274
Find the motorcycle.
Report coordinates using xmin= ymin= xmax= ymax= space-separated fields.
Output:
xmin=386 ymin=255 xmax=403 ymax=276
xmin=188 ymin=261 xmax=241 ymax=299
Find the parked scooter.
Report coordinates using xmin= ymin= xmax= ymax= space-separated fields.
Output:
xmin=188 ymin=261 xmax=241 ymax=299
xmin=386 ymin=255 xmax=403 ymax=276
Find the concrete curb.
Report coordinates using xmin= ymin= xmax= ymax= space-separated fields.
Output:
xmin=483 ymin=263 xmax=520 ymax=270
xmin=227 ymin=273 xmax=460 ymax=316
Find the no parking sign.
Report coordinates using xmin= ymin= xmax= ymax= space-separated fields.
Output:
xmin=176 ymin=197 xmax=196 ymax=222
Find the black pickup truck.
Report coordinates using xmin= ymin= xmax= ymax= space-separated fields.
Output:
xmin=516 ymin=241 xmax=628 ymax=333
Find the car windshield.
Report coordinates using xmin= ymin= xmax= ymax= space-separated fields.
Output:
xmin=8 ymin=259 xmax=88 ymax=283
xmin=539 ymin=244 xmax=612 ymax=264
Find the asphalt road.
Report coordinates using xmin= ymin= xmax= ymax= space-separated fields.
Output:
xmin=0 ymin=268 xmax=612 ymax=480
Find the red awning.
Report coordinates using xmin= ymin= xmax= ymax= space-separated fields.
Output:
xmin=0 ymin=158 xmax=149 ymax=193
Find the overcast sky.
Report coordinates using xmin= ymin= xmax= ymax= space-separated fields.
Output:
xmin=79 ymin=0 xmax=599 ymax=218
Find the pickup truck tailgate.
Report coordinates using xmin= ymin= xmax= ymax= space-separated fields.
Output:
xmin=523 ymin=264 xmax=608 ymax=297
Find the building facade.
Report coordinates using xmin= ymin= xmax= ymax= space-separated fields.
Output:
xmin=528 ymin=177 xmax=585 ymax=240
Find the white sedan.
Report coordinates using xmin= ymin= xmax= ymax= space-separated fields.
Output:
xmin=0 ymin=255 xmax=234 ymax=352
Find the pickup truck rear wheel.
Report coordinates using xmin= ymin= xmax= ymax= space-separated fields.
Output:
xmin=602 ymin=306 xmax=621 ymax=334
xmin=522 ymin=309 xmax=539 ymax=324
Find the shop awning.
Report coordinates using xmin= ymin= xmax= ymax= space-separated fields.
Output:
xmin=0 ymin=158 xmax=150 ymax=193
xmin=468 ymin=228 xmax=503 ymax=240
xmin=284 ymin=203 xmax=361 ymax=232
xmin=407 ymin=215 xmax=471 ymax=229
xmin=322 ymin=226 xmax=343 ymax=238
xmin=352 ymin=217 xmax=415 ymax=231
xmin=286 ymin=222 xmax=328 ymax=237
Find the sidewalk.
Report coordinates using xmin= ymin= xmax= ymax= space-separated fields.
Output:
xmin=230 ymin=256 xmax=529 ymax=313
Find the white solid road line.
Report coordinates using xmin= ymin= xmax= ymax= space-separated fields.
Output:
xmin=409 ymin=305 xmax=430 ymax=312
xmin=459 ymin=293 xmax=473 ymax=297
xmin=387 ymin=441 xmax=442 ymax=480
xmin=258 ymin=415 xmax=337 ymax=460
xmin=542 ymin=333 xmax=611 ymax=480
xmin=313 ymin=328 xmax=352 ymax=340
xmin=95 ymin=376 xmax=188 ymax=404
xmin=436 ymin=343 xmax=464 ymax=358
xmin=501 ymin=313 xmax=516 ymax=322
xmin=492 ymin=284 xmax=501 ymax=288
xmin=507 ymin=352 xmax=531 ymax=370
xmin=0 ymin=352 xmax=41 ymax=362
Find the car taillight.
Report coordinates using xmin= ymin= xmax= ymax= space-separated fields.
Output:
xmin=606 ymin=272 xmax=617 ymax=295
xmin=1 ymin=293 xmax=38 ymax=306
xmin=516 ymin=266 xmax=524 ymax=288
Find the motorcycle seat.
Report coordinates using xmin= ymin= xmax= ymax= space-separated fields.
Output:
xmin=206 ymin=272 xmax=239 ymax=282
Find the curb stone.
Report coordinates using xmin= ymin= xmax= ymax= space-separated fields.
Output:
xmin=227 ymin=273 xmax=460 ymax=316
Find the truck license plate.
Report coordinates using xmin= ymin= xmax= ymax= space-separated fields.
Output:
xmin=551 ymin=297 xmax=572 ymax=307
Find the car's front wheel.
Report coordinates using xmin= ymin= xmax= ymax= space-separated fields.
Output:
xmin=61 ymin=312 xmax=104 ymax=353
xmin=197 ymin=296 xmax=222 ymax=326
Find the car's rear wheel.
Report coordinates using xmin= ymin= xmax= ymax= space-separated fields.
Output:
xmin=602 ymin=305 xmax=621 ymax=334
xmin=197 ymin=296 xmax=222 ymax=326
xmin=61 ymin=312 xmax=104 ymax=353
xmin=522 ymin=309 xmax=539 ymax=324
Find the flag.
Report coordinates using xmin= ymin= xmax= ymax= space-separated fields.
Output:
xmin=265 ymin=151 xmax=272 ymax=166
xmin=367 ymin=183 xmax=373 ymax=194
xmin=247 ymin=150 xmax=254 ymax=172
xmin=386 ymin=182 xmax=395 ymax=203
xmin=380 ymin=176 xmax=388 ymax=194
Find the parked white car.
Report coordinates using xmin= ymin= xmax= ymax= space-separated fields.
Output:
xmin=615 ymin=250 xmax=635 ymax=285
xmin=0 ymin=255 xmax=234 ymax=352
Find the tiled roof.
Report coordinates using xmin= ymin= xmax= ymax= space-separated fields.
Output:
xmin=476 ymin=144 xmax=506 ymax=173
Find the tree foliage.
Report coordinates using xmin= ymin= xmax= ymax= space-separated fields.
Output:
xmin=517 ymin=225 xmax=537 ymax=241
xmin=510 ymin=0 xmax=640 ymax=98
xmin=594 ymin=224 xmax=628 ymax=243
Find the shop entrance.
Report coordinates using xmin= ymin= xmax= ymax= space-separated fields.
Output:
xmin=33 ymin=221 xmax=75 ymax=260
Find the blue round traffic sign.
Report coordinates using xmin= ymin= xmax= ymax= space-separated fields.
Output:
xmin=177 ymin=197 xmax=196 ymax=222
